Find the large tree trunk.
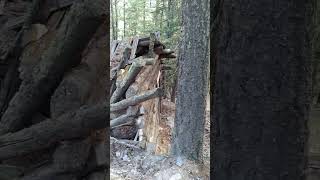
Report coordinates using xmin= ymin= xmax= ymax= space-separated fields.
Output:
xmin=171 ymin=0 xmax=209 ymax=161
xmin=212 ymin=1 xmax=312 ymax=180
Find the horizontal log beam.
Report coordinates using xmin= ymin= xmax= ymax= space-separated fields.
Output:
xmin=110 ymin=107 xmax=140 ymax=127
xmin=110 ymin=88 xmax=163 ymax=112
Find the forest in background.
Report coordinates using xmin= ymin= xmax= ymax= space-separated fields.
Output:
xmin=110 ymin=0 xmax=181 ymax=49
xmin=111 ymin=0 xmax=182 ymax=98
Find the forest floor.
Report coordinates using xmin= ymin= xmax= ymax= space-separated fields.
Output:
xmin=110 ymin=98 xmax=210 ymax=180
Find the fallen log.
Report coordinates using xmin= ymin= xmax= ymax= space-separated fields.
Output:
xmin=111 ymin=88 xmax=163 ymax=112
xmin=0 ymin=0 xmax=106 ymax=135
xmin=110 ymin=107 xmax=140 ymax=127
xmin=0 ymin=103 xmax=108 ymax=161
xmin=110 ymin=58 xmax=144 ymax=103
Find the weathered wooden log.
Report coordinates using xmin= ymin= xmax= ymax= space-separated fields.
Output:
xmin=110 ymin=114 xmax=135 ymax=128
xmin=0 ymin=103 xmax=108 ymax=161
xmin=110 ymin=106 xmax=140 ymax=127
xmin=111 ymin=88 xmax=163 ymax=112
xmin=0 ymin=0 xmax=107 ymax=135
xmin=110 ymin=58 xmax=145 ymax=103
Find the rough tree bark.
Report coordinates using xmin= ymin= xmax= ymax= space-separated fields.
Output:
xmin=212 ymin=1 xmax=312 ymax=180
xmin=0 ymin=0 xmax=109 ymax=179
xmin=171 ymin=0 xmax=210 ymax=161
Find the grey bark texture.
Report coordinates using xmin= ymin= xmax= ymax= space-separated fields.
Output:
xmin=110 ymin=58 xmax=144 ymax=103
xmin=212 ymin=0 xmax=312 ymax=180
xmin=171 ymin=0 xmax=210 ymax=161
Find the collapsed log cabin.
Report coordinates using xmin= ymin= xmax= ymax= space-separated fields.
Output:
xmin=0 ymin=0 xmax=108 ymax=179
xmin=110 ymin=33 xmax=176 ymax=154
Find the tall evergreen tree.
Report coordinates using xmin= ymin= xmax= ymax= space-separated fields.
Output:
xmin=171 ymin=0 xmax=209 ymax=161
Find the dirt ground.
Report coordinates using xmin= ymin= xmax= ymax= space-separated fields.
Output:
xmin=110 ymin=97 xmax=210 ymax=180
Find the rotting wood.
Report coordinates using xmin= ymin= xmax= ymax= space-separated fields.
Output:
xmin=111 ymin=107 xmax=140 ymax=127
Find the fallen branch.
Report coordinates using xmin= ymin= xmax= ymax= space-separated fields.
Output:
xmin=110 ymin=107 xmax=140 ymax=127
xmin=110 ymin=88 xmax=163 ymax=112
